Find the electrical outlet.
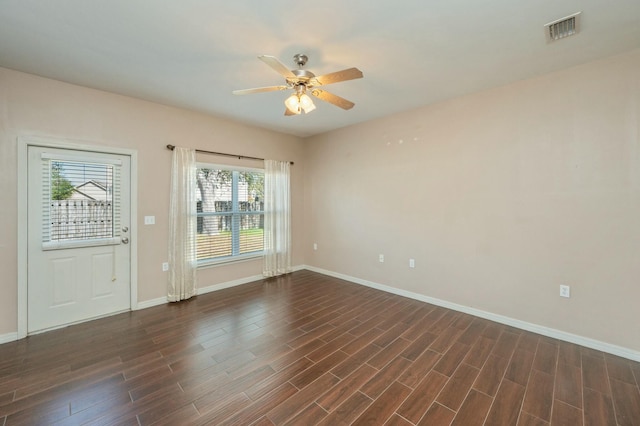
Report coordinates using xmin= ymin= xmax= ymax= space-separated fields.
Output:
xmin=559 ymin=285 xmax=570 ymax=298
xmin=409 ymin=258 xmax=415 ymax=268
xmin=313 ymin=243 xmax=317 ymax=251
xmin=162 ymin=262 xmax=169 ymax=272
xmin=379 ymin=254 xmax=384 ymax=263
xmin=144 ymin=216 xmax=156 ymax=225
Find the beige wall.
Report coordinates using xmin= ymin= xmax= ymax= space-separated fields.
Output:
xmin=2 ymin=49 xmax=639 ymax=355
xmin=304 ymin=49 xmax=640 ymax=352
xmin=0 ymin=67 xmax=304 ymax=336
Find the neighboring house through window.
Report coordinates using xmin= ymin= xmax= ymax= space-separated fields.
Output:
xmin=195 ymin=164 xmax=264 ymax=264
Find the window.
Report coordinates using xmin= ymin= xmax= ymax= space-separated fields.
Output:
xmin=41 ymin=154 xmax=122 ymax=249
xmin=195 ymin=165 xmax=264 ymax=264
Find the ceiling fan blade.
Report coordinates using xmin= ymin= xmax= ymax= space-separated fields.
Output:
xmin=258 ymin=55 xmax=296 ymax=79
xmin=311 ymin=67 xmax=363 ymax=86
xmin=232 ymin=85 xmax=288 ymax=95
xmin=311 ymin=89 xmax=355 ymax=110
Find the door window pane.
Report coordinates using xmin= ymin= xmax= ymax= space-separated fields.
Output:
xmin=44 ymin=160 xmax=120 ymax=243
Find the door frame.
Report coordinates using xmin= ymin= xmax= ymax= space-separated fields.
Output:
xmin=17 ymin=135 xmax=138 ymax=338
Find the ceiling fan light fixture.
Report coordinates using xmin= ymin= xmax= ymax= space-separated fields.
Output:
xmin=284 ymin=94 xmax=301 ymax=114
xmin=299 ymin=94 xmax=316 ymax=113
xmin=285 ymin=92 xmax=316 ymax=114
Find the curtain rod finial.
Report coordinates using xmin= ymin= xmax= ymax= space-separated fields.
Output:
xmin=167 ymin=144 xmax=176 ymax=151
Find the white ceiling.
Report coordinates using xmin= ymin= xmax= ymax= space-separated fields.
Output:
xmin=1 ymin=1 xmax=639 ymax=138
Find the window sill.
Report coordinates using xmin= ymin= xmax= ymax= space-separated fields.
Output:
xmin=197 ymin=252 xmax=263 ymax=269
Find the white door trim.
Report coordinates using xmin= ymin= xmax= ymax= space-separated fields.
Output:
xmin=17 ymin=135 xmax=138 ymax=339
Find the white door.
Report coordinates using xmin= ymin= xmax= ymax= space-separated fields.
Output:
xmin=27 ymin=146 xmax=131 ymax=333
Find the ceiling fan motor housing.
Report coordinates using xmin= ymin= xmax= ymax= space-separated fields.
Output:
xmin=288 ymin=69 xmax=315 ymax=86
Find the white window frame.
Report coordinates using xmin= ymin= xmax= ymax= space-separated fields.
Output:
xmin=195 ymin=162 xmax=264 ymax=267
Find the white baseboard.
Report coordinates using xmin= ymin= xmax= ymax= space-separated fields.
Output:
xmin=0 ymin=332 xmax=18 ymax=345
xmin=303 ymin=265 xmax=640 ymax=362
xmin=135 ymin=296 xmax=168 ymax=310
xmin=135 ymin=264 xmax=306 ymax=310
xmin=23 ymin=263 xmax=634 ymax=362
xmin=198 ymin=273 xmax=264 ymax=296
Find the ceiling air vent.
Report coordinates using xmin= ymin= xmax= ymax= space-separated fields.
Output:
xmin=544 ymin=12 xmax=581 ymax=42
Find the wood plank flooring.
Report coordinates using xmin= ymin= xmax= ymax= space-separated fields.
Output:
xmin=1 ymin=270 xmax=639 ymax=425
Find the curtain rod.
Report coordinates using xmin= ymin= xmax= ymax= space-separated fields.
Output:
xmin=166 ymin=144 xmax=294 ymax=165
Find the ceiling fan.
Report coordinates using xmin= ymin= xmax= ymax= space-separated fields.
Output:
xmin=233 ymin=53 xmax=363 ymax=116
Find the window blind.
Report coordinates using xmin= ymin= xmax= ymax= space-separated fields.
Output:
xmin=41 ymin=154 xmax=121 ymax=248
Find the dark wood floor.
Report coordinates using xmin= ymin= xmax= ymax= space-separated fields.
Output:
xmin=1 ymin=271 xmax=639 ymax=425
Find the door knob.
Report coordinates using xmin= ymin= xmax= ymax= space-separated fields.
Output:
xmin=121 ymin=237 xmax=129 ymax=244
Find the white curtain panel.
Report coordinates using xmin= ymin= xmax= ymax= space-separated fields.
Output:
xmin=168 ymin=147 xmax=197 ymax=301
xmin=263 ymin=159 xmax=292 ymax=277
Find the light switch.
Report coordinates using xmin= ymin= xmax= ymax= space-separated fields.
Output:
xmin=144 ymin=216 xmax=155 ymax=225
